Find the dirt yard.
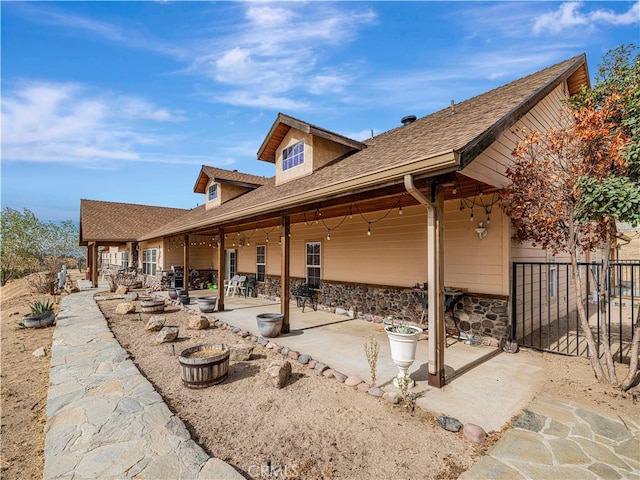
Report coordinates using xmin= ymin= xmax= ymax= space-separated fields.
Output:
xmin=2 ymin=276 xmax=639 ymax=479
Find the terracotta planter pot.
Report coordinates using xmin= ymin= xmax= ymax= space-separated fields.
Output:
xmin=256 ymin=313 xmax=284 ymax=338
xmin=23 ymin=310 xmax=56 ymax=328
xmin=197 ymin=297 xmax=218 ymax=313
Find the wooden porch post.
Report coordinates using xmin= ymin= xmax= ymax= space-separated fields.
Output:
xmin=91 ymin=243 xmax=99 ymax=287
xmin=281 ymin=214 xmax=291 ymax=334
xmin=183 ymin=234 xmax=189 ymax=294
xmin=427 ymin=185 xmax=445 ymax=387
xmin=217 ymin=229 xmax=225 ymax=312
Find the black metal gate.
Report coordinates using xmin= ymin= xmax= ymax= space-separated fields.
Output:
xmin=511 ymin=261 xmax=639 ymax=363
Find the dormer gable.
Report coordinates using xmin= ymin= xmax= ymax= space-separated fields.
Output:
xmin=193 ymin=166 xmax=268 ymax=210
xmin=257 ymin=113 xmax=366 ymax=186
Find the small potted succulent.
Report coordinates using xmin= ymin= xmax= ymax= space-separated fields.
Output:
xmin=384 ymin=321 xmax=422 ymax=388
xmin=22 ymin=299 xmax=56 ymax=328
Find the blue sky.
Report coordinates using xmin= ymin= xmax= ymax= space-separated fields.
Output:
xmin=2 ymin=1 xmax=638 ymax=222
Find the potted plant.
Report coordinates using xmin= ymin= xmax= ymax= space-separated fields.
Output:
xmin=384 ymin=322 xmax=422 ymax=388
xmin=23 ymin=299 xmax=56 ymax=328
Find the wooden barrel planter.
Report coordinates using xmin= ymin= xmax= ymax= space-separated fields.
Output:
xmin=140 ymin=299 xmax=165 ymax=313
xmin=179 ymin=344 xmax=230 ymax=388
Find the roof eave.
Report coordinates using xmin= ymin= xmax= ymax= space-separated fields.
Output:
xmin=457 ymin=54 xmax=588 ymax=169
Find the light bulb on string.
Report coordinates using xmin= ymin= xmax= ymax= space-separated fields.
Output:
xmin=367 ymin=224 xmax=371 ymax=236
xmin=470 ymin=211 xmax=474 ymax=221
xmin=327 ymin=230 xmax=331 ymax=240
xmin=398 ymin=205 xmax=403 ymax=215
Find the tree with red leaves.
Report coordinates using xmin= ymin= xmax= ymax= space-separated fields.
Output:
xmin=502 ymin=45 xmax=640 ymax=391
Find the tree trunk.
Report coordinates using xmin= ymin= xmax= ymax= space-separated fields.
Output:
xmin=598 ymin=230 xmax=618 ymax=386
xmin=568 ymin=221 xmax=605 ymax=382
xmin=620 ymin=303 xmax=640 ymax=391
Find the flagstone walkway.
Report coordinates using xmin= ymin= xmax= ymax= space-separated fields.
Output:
xmin=43 ymin=284 xmax=242 ymax=479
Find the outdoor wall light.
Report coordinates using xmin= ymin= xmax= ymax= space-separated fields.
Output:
xmin=475 ymin=222 xmax=488 ymax=239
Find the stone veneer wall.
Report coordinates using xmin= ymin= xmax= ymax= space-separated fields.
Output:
xmin=252 ymin=276 xmax=510 ymax=341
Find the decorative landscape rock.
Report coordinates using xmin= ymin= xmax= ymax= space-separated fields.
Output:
xmin=463 ymin=423 xmax=487 ymax=443
xmin=32 ymin=347 xmax=47 ymax=358
xmin=345 ymin=376 xmax=363 ymax=387
xmin=188 ymin=315 xmax=210 ymax=330
xmin=115 ymin=302 xmax=136 ymax=314
xmin=287 ymin=350 xmax=299 ymax=361
xmin=437 ymin=416 xmax=463 ymax=432
xmin=314 ymin=362 xmax=329 ymax=375
xmin=115 ymin=285 xmax=129 ymax=295
xmin=229 ymin=344 xmax=254 ymax=361
xmin=124 ymin=292 xmax=138 ymax=301
xmin=367 ymin=387 xmax=384 ymax=397
xmin=265 ymin=360 xmax=292 ymax=388
xmin=145 ymin=316 xmax=165 ymax=332
xmin=383 ymin=392 xmax=401 ymax=404
xmin=357 ymin=383 xmax=371 ymax=393
xmin=155 ymin=326 xmax=179 ymax=344
xmin=332 ymin=371 xmax=347 ymax=383
xmin=298 ymin=354 xmax=311 ymax=365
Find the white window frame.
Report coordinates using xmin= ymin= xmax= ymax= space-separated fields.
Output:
xmin=225 ymin=249 xmax=237 ymax=280
xmin=121 ymin=251 xmax=129 ymax=270
xmin=208 ymin=183 xmax=218 ymax=201
xmin=306 ymin=242 xmax=321 ymax=288
xmin=256 ymin=245 xmax=266 ymax=282
xmin=142 ymin=249 xmax=157 ymax=275
xmin=282 ymin=141 xmax=304 ymax=171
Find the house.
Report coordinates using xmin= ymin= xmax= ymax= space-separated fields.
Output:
xmin=80 ymin=54 xmax=593 ymax=387
xmin=79 ymin=200 xmax=188 ymax=278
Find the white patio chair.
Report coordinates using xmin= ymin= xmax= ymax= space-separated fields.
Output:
xmin=225 ymin=275 xmax=240 ymax=296
xmin=229 ymin=275 xmax=246 ymax=297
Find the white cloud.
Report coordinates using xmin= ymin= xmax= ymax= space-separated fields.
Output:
xmin=188 ymin=3 xmax=377 ymax=108
xmin=533 ymin=1 xmax=640 ymax=35
xmin=1 ymin=81 xmax=186 ymax=165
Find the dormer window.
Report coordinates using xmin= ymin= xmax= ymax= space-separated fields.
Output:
xmin=282 ymin=141 xmax=304 ymax=171
xmin=208 ymin=184 xmax=218 ymax=201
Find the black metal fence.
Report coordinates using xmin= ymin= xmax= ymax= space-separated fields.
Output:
xmin=511 ymin=261 xmax=639 ymax=363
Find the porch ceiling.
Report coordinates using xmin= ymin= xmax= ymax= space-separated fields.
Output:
xmin=188 ymin=173 xmax=495 ymax=237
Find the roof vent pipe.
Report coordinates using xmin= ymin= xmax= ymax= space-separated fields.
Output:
xmin=401 ymin=115 xmax=417 ymax=126
xmin=450 ymin=100 xmax=455 ymax=115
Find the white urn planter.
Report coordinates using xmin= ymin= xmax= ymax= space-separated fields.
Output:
xmin=385 ymin=324 xmax=422 ymax=388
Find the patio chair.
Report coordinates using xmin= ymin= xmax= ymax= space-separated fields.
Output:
xmin=241 ymin=277 xmax=256 ymax=298
xmin=227 ymin=275 xmax=246 ymax=297
xmin=223 ymin=275 xmax=239 ymax=292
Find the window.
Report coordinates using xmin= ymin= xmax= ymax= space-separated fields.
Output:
xmin=548 ymin=265 xmax=557 ymax=299
xmin=306 ymin=242 xmax=321 ymax=288
xmin=142 ymin=249 xmax=157 ymax=275
xmin=256 ymin=245 xmax=266 ymax=282
xmin=121 ymin=251 xmax=129 ymax=270
xmin=282 ymin=141 xmax=304 ymax=171
xmin=208 ymin=184 xmax=218 ymax=201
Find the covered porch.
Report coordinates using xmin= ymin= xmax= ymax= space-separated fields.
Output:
xmin=157 ymin=290 xmax=543 ymax=432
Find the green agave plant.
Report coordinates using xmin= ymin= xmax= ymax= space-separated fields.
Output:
xmin=389 ymin=324 xmax=419 ymax=335
xmin=30 ymin=299 xmax=55 ymax=315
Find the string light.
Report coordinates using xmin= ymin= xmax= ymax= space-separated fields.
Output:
xmin=367 ymin=223 xmax=371 ymax=236
xmin=398 ymin=205 xmax=403 ymax=215
xmin=327 ymin=230 xmax=331 ymax=240
xmin=470 ymin=211 xmax=474 ymax=221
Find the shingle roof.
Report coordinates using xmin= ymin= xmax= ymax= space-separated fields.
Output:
xmin=140 ymin=54 xmax=589 ymax=240
xmin=193 ymin=166 xmax=269 ymax=194
xmin=79 ymin=199 xmax=188 ymax=245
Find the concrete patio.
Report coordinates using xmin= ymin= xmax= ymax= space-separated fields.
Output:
xmin=165 ymin=289 xmax=546 ymax=433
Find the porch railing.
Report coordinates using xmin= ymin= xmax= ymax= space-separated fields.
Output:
xmin=511 ymin=261 xmax=639 ymax=363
